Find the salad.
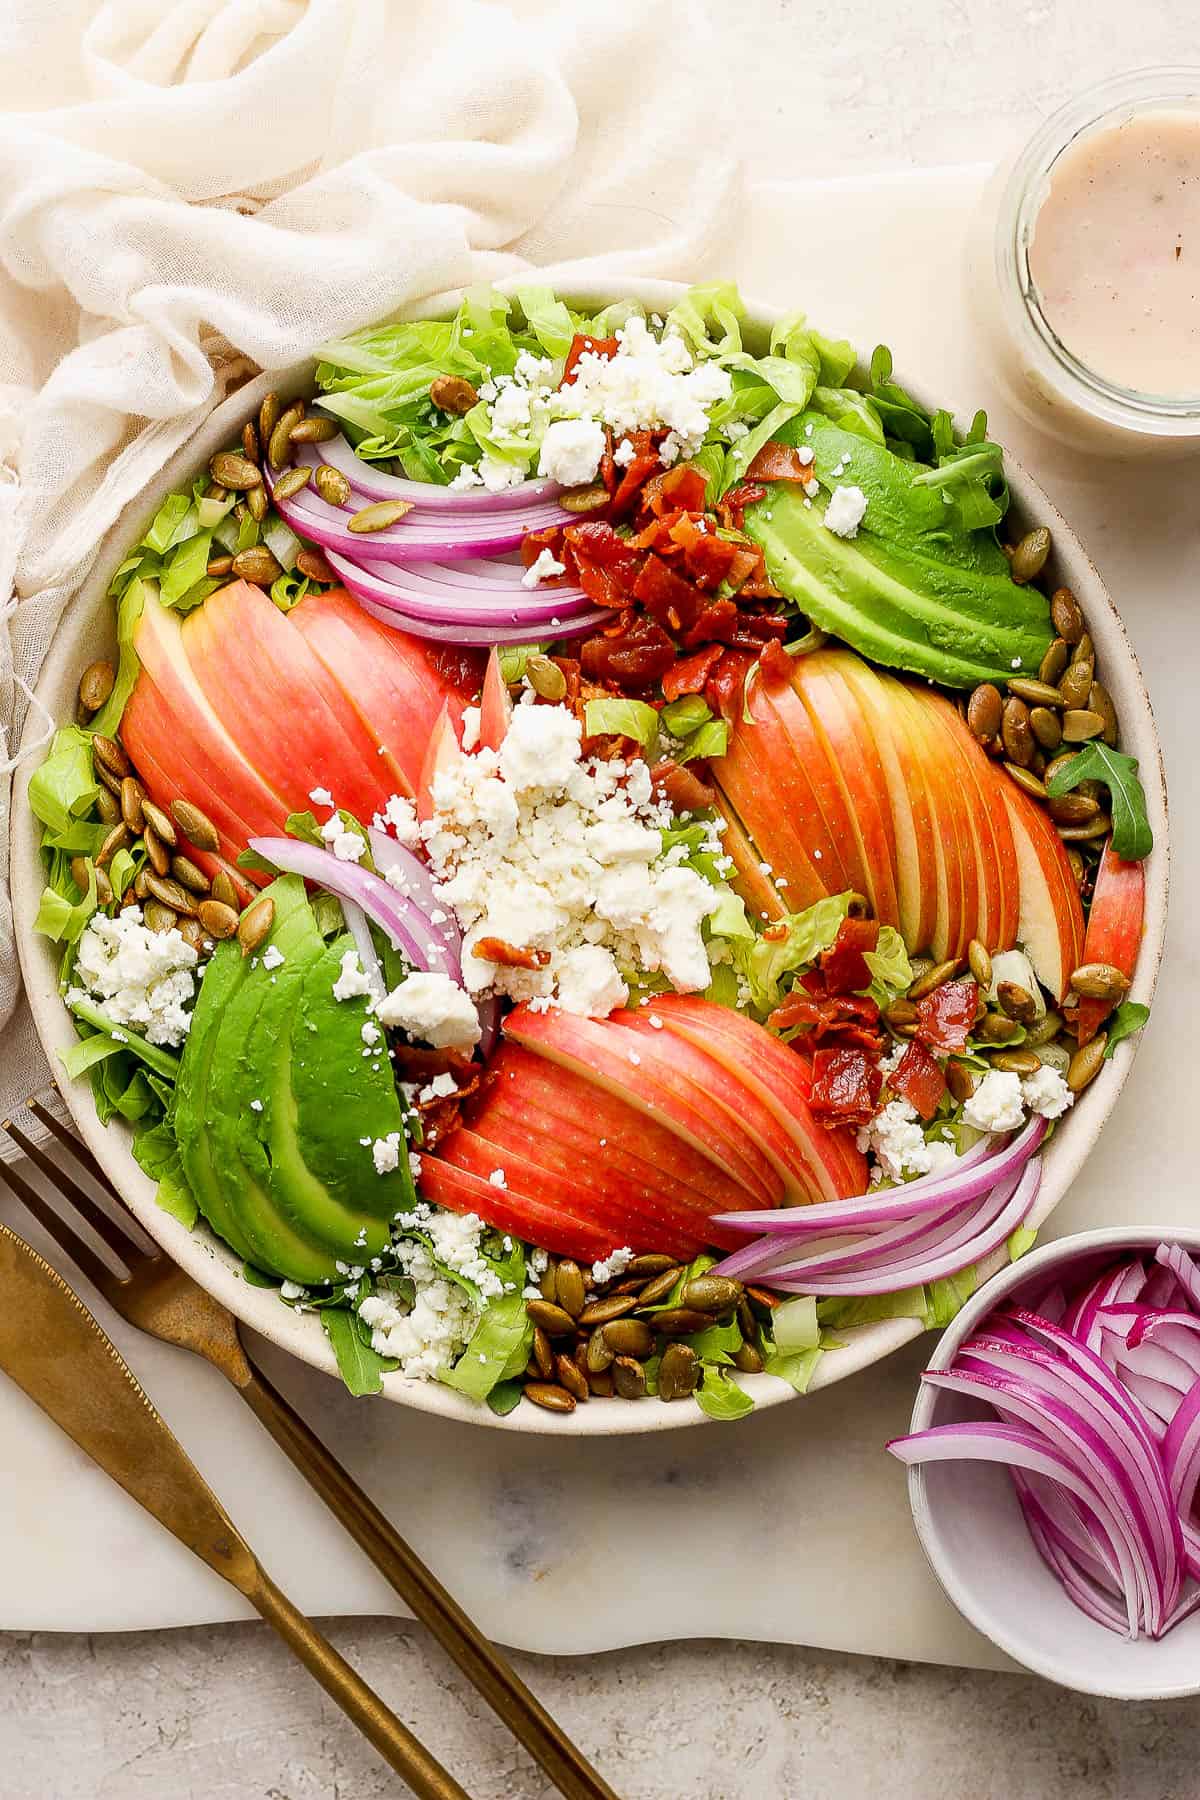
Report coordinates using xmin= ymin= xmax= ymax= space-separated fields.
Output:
xmin=30 ymin=284 xmax=1154 ymax=1420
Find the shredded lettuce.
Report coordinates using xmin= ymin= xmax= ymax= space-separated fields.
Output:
xmin=28 ymin=726 xmax=99 ymax=839
xmin=862 ymin=926 xmax=913 ymax=1009
xmin=733 ymin=892 xmax=852 ymax=1015
xmin=582 ymin=696 xmax=660 ymax=753
xmin=34 ymin=859 xmax=97 ymax=945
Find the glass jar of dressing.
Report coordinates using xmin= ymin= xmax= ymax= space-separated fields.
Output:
xmin=966 ymin=69 xmax=1200 ymax=456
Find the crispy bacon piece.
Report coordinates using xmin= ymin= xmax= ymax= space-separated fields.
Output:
xmin=915 ymin=979 xmax=979 ymax=1054
xmin=769 ymin=990 xmax=884 ymax=1054
xmin=391 ymin=1044 xmax=479 ymax=1084
xmin=668 ymin=513 xmax=739 ymax=589
xmin=809 ymin=1047 xmax=883 ymax=1130
xmin=580 ymin=610 xmax=676 ymax=688
xmin=718 ymin=481 xmax=765 ymax=530
xmin=561 ymin=333 xmax=618 ymax=385
xmin=642 ymin=464 xmax=709 ymax=518
xmin=609 ymin=432 xmax=660 ymax=517
xmin=600 ymin=429 xmax=616 ymax=495
xmin=746 ymin=441 xmax=816 ymax=484
xmin=705 ymin=649 xmax=755 ymax=720
xmin=649 ymin=758 xmax=716 ymax=814
xmin=661 ymin=643 xmax=725 ymax=701
xmin=633 ymin=552 xmax=701 ymax=631
xmin=521 ymin=524 xmax=564 ymax=568
xmin=819 ymin=917 xmax=881 ymax=996
xmin=889 ymin=1040 xmax=947 ymax=1121
xmin=472 ymin=937 xmax=551 ymax=970
xmin=681 ymin=596 xmax=740 ymax=647
xmin=564 ymin=520 xmax=642 ymax=609
xmin=758 ymin=640 xmax=794 ymax=686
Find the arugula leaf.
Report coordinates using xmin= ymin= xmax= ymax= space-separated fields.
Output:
xmin=1104 ymin=1000 xmax=1151 ymax=1058
xmin=442 ymin=1287 xmax=533 ymax=1402
xmin=486 ymin=1379 xmax=525 ymax=1417
xmin=321 ymin=1308 xmax=398 ymax=1398
xmin=1045 ymin=742 xmax=1153 ymax=860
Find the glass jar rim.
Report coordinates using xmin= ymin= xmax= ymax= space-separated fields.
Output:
xmin=994 ymin=67 xmax=1200 ymax=435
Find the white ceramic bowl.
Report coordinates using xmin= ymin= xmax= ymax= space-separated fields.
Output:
xmin=905 ymin=1226 xmax=1200 ymax=1698
xmin=10 ymin=278 xmax=1170 ymax=1434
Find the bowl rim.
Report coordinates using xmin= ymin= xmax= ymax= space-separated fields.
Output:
xmin=9 ymin=274 xmax=1171 ymax=1436
xmin=907 ymin=1224 xmax=1200 ymax=1697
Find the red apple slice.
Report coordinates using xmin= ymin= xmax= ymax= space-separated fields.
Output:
xmin=758 ymin=679 xmax=863 ymax=894
xmin=712 ymin=685 xmax=838 ymax=905
xmin=1071 ymin=841 xmax=1145 ymax=1044
xmin=504 ymin=1005 xmax=784 ymax=1209
xmin=711 ymin=793 xmax=788 ymax=924
xmin=477 ymin=647 xmax=513 ymax=752
xmin=927 ymin=692 xmax=1019 ymax=954
xmin=416 ymin=701 xmax=465 ymax=821
xmin=887 ymin=680 xmax=974 ymax=960
xmin=418 ymin=1150 xmax=616 ymax=1262
xmin=1001 ymin=782 xmax=1087 ymax=1002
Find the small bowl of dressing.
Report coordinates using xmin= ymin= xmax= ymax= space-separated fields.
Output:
xmin=967 ymin=68 xmax=1200 ymax=456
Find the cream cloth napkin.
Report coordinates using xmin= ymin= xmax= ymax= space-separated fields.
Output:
xmin=0 ymin=0 xmax=737 ymax=1123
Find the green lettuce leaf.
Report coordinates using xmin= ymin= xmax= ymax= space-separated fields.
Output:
xmin=89 ymin=578 xmax=148 ymax=739
xmin=695 ymin=1367 xmax=755 ymax=1420
xmin=862 ymin=926 xmax=913 ymax=1009
xmin=34 ymin=860 xmax=97 ymax=945
xmin=63 ymin=996 xmax=182 ymax=1085
xmin=582 ymin=696 xmax=660 ymax=753
xmin=28 ymin=727 xmax=99 ymax=839
xmin=131 ymin=1115 xmax=198 ymax=1229
xmin=733 ymin=892 xmax=852 ymax=1014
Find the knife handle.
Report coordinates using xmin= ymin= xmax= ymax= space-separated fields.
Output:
xmin=234 ymin=1359 xmax=620 ymax=1800
xmin=244 ymin=1563 xmax=471 ymax=1800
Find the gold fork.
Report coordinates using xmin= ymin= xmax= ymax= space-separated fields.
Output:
xmin=2 ymin=1096 xmax=620 ymax=1800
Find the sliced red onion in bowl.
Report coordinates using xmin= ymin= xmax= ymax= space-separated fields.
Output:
xmin=323 ymin=548 xmax=598 ymax=627
xmin=355 ymin=591 xmax=613 ymax=646
xmin=314 ymin=430 xmax=564 ymax=510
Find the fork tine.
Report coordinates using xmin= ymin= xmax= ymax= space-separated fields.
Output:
xmin=28 ymin=1096 xmax=119 ymax=1196
xmin=3 ymin=1117 xmax=143 ymax=1269
xmin=0 ymin=1150 xmax=125 ymax=1297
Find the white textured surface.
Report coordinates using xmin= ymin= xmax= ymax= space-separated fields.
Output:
xmin=8 ymin=2 xmax=1200 ymax=1790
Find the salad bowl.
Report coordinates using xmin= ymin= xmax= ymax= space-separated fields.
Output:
xmin=10 ymin=277 xmax=1169 ymax=1434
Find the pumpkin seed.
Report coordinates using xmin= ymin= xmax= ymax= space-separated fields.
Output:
xmin=195 ymin=896 xmax=238 ymax=936
xmin=206 ymin=554 xmax=235 ymax=578
xmin=539 ymin=1265 xmax=558 ymax=1305
xmin=989 ymin=1048 xmax=1042 ymax=1075
xmin=526 ymin=1298 xmax=577 ymax=1336
xmin=177 ymin=916 xmax=207 ymax=952
xmin=96 ymin=787 xmax=120 ymax=826
xmin=884 ymin=997 xmax=919 ymax=1032
xmin=578 ymin=1293 xmax=637 ymax=1327
xmin=585 ymin=1329 xmax=614 ymax=1373
xmin=119 ymin=776 xmax=145 ymax=833
xmin=148 ymin=873 xmax=199 ymax=915
xmin=258 ymin=392 xmax=281 ymax=447
xmin=658 ymin=1343 xmax=700 ymax=1401
xmin=267 ymin=405 xmax=304 ymax=470
xmin=526 ymin=655 xmax=568 ymax=702
xmin=133 ymin=867 xmax=152 ymax=901
xmin=242 ymin=421 xmax=260 ymax=465
xmin=143 ymin=900 xmax=179 ymax=935
xmin=237 ymin=896 xmax=275 ymax=957
xmin=653 ymin=1307 xmax=714 ymax=1336
xmin=737 ymin=1297 xmax=757 ymax=1340
xmin=524 ymin=1381 xmax=575 ymax=1414
xmin=210 ymin=450 xmax=262 ymax=492
xmin=143 ymin=827 xmax=171 ymax=876
xmin=231 ymin=544 xmax=280 ymax=586
xmin=555 ymin=1259 xmax=585 ymax=1319
xmin=681 ymin=1275 xmax=743 ymax=1315
xmin=1089 ymin=681 xmax=1118 ymax=747
xmin=135 ymin=800 xmax=174 ymax=848
xmin=312 ymin=466 xmax=351 ymax=509
xmin=1050 ymin=587 xmax=1085 ymax=643
xmin=246 ymin=483 xmax=269 ymax=523
xmin=976 ymin=1010 xmax=1020 ymax=1044
xmin=635 ymin=1268 xmax=680 ymax=1306
xmin=611 ymin=1356 xmax=647 ymax=1400
xmin=1010 ymin=526 xmax=1051 ymax=584
xmin=588 ymin=1368 xmax=614 ymax=1397
xmin=1024 ymin=1010 xmax=1063 ymax=1048
xmin=967 ymin=940 xmax=993 ymax=989
xmin=529 ymin=1326 xmax=553 ymax=1379
xmin=1004 ymin=761 xmax=1048 ymax=799
xmin=169 ymin=798 xmax=221 ymax=852
xmin=273 ymin=466 xmax=312 ymax=501
xmin=1048 ymin=792 xmax=1099 ymax=825
xmin=1058 ymin=813 xmax=1111 ymax=842
xmin=732 ymin=1343 xmax=764 ymax=1376
xmin=1039 ymin=638 xmax=1071 ymax=686
xmin=1073 ymin=630 xmax=1095 ymax=665
xmin=1008 ymin=677 xmax=1063 ymax=709
xmin=289 ymin=415 xmax=338 ymax=444
xmin=429 ymin=374 xmax=479 ymax=414
xmin=967 ymin=683 xmax=1002 ymax=743
xmin=945 ymin=1061 xmax=976 ymax=1103
xmin=1068 ymin=1033 xmax=1108 ymax=1094
xmin=557 ymin=484 xmax=609 ymax=513
xmin=602 ymin=1318 xmax=654 ymax=1359
xmin=170 ymin=854 xmax=210 ymax=895
xmin=348 ymin=500 xmax=413 ymax=534
xmin=556 ymin=1354 xmax=589 ymax=1403
xmin=78 ymin=661 xmax=115 ymax=714
xmin=1067 ymin=847 xmax=1086 ymax=885
xmin=1043 ymin=751 xmax=1076 ymax=787
xmin=1001 ymin=696 xmax=1034 ymax=767
xmin=96 ymin=822 xmax=130 ymax=868
xmin=68 ymin=856 xmax=91 ymax=893
xmin=1061 ymin=708 xmax=1104 ymax=743
xmin=907 ymin=958 xmax=960 ymax=1001
xmin=997 ymin=980 xmax=1038 ymax=1024
xmin=1071 ymin=961 xmax=1131 ymax=1002
xmin=1029 ymin=706 xmax=1062 ymax=752
xmin=1058 ymin=660 xmax=1095 ymax=709
xmin=627 ymin=1253 xmax=678 ymax=1279
xmin=92 ymin=734 xmax=129 ymax=780
xmin=94 ymin=761 xmax=122 ymax=797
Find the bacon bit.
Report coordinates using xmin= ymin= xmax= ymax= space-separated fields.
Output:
xmin=661 ymin=643 xmax=725 ymax=702
xmin=762 ymin=921 xmax=790 ymax=943
xmin=520 ymin=524 xmax=564 ymax=568
xmin=426 ymin=644 xmax=486 ymax=697
xmin=889 ymin=1040 xmax=947 ymax=1121
xmin=390 ymin=1043 xmax=479 ymax=1083
xmin=551 ymin=656 xmax=583 ymax=712
xmin=642 ymin=464 xmax=709 ymax=518
xmin=561 ymin=333 xmax=618 ymax=385
xmin=819 ymin=917 xmax=881 ymax=995
xmin=769 ymin=991 xmax=884 ymax=1054
xmin=808 ymin=1046 xmax=883 ymax=1130
xmin=746 ymin=441 xmax=816 ymax=484
xmin=758 ymin=639 xmax=794 ymax=686
xmin=564 ymin=519 xmax=642 ymax=609
xmin=600 ymin=429 xmax=616 ymax=495
xmin=633 ymin=552 xmax=701 ymax=631
xmin=668 ymin=514 xmax=739 ymax=589
xmin=580 ymin=611 xmax=676 ymax=688
xmin=472 ymin=937 xmax=551 ymax=970
xmin=914 ymin=979 xmax=979 ymax=1054
xmin=745 ymin=1284 xmax=781 ymax=1309
xmin=705 ymin=649 xmax=755 ymax=720
xmin=718 ymin=482 xmax=766 ymax=531
xmin=681 ymin=596 xmax=740 ymax=647
xmin=650 ymin=758 xmax=716 ymax=813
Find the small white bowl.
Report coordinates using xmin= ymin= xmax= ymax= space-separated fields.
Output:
xmin=906 ymin=1224 xmax=1200 ymax=1698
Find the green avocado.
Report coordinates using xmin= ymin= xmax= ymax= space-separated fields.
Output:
xmin=744 ymin=421 xmax=1054 ymax=688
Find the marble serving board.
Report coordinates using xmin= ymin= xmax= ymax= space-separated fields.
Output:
xmin=2 ymin=166 xmax=1195 ymax=1667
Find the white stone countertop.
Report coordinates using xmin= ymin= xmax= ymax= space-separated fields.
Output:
xmin=9 ymin=2 xmax=1200 ymax=1795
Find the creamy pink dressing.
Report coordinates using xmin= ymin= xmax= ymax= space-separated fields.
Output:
xmin=1028 ymin=112 xmax=1200 ymax=397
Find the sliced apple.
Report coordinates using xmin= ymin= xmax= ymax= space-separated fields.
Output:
xmin=418 ymin=1149 xmax=616 ymax=1262
xmin=887 ymin=679 xmax=974 ymax=959
xmin=926 ymin=692 xmax=1019 ymax=954
xmin=711 ymin=793 xmax=787 ymax=924
xmin=184 ymin=581 xmax=395 ymax=820
xmin=1001 ymin=781 xmax=1087 ymax=1002
xmin=477 ymin=647 xmax=513 ymax=752
xmin=711 ymin=681 xmax=839 ymax=905
xmin=416 ymin=701 xmax=465 ymax=821
xmin=758 ymin=680 xmax=865 ymax=895
xmin=1071 ymin=842 xmax=1145 ymax=1045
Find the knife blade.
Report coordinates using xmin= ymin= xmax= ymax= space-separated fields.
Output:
xmin=0 ymin=1225 xmax=469 ymax=1798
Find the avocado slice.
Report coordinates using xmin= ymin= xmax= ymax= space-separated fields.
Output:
xmin=744 ymin=431 xmax=1054 ymax=688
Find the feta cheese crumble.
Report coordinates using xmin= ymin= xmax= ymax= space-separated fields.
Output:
xmin=321 ymin=814 xmax=366 ymax=863
xmin=375 ymin=971 xmax=481 ymax=1050
xmin=521 ymin=547 xmax=567 ymax=588
xmin=357 ymin=1206 xmax=507 ymax=1378
xmin=538 ymin=417 xmax=607 ymax=486
xmin=371 ymin=1133 xmax=403 ymax=1175
xmin=858 ymin=1099 xmax=957 ymax=1183
xmin=332 ymin=950 xmax=374 ymax=1002
xmin=68 ymin=908 xmax=198 ymax=1047
xmin=824 ymin=484 xmax=869 ymax=538
xmin=1021 ymin=1064 xmax=1074 ymax=1121
xmin=261 ymin=945 xmax=285 ymax=972
xmin=961 ymin=1070 xmax=1026 ymax=1134
xmin=591 ymin=1246 xmax=635 ymax=1283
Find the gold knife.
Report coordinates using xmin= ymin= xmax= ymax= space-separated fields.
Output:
xmin=0 ymin=1224 xmax=470 ymax=1800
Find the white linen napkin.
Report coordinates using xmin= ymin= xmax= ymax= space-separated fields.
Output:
xmin=0 ymin=0 xmax=737 ymax=1125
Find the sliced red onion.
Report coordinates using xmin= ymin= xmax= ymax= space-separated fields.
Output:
xmin=324 ymin=548 xmax=598 ymax=627
xmin=341 ymin=896 xmax=385 ymax=1004
xmin=355 ymin=592 xmax=611 ymax=646
xmin=365 ymin=828 xmax=458 ymax=955
xmin=1158 ymin=1243 xmax=1200 ymax=1311
xmin=315 ymin=430 xmax=564 ymax=510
